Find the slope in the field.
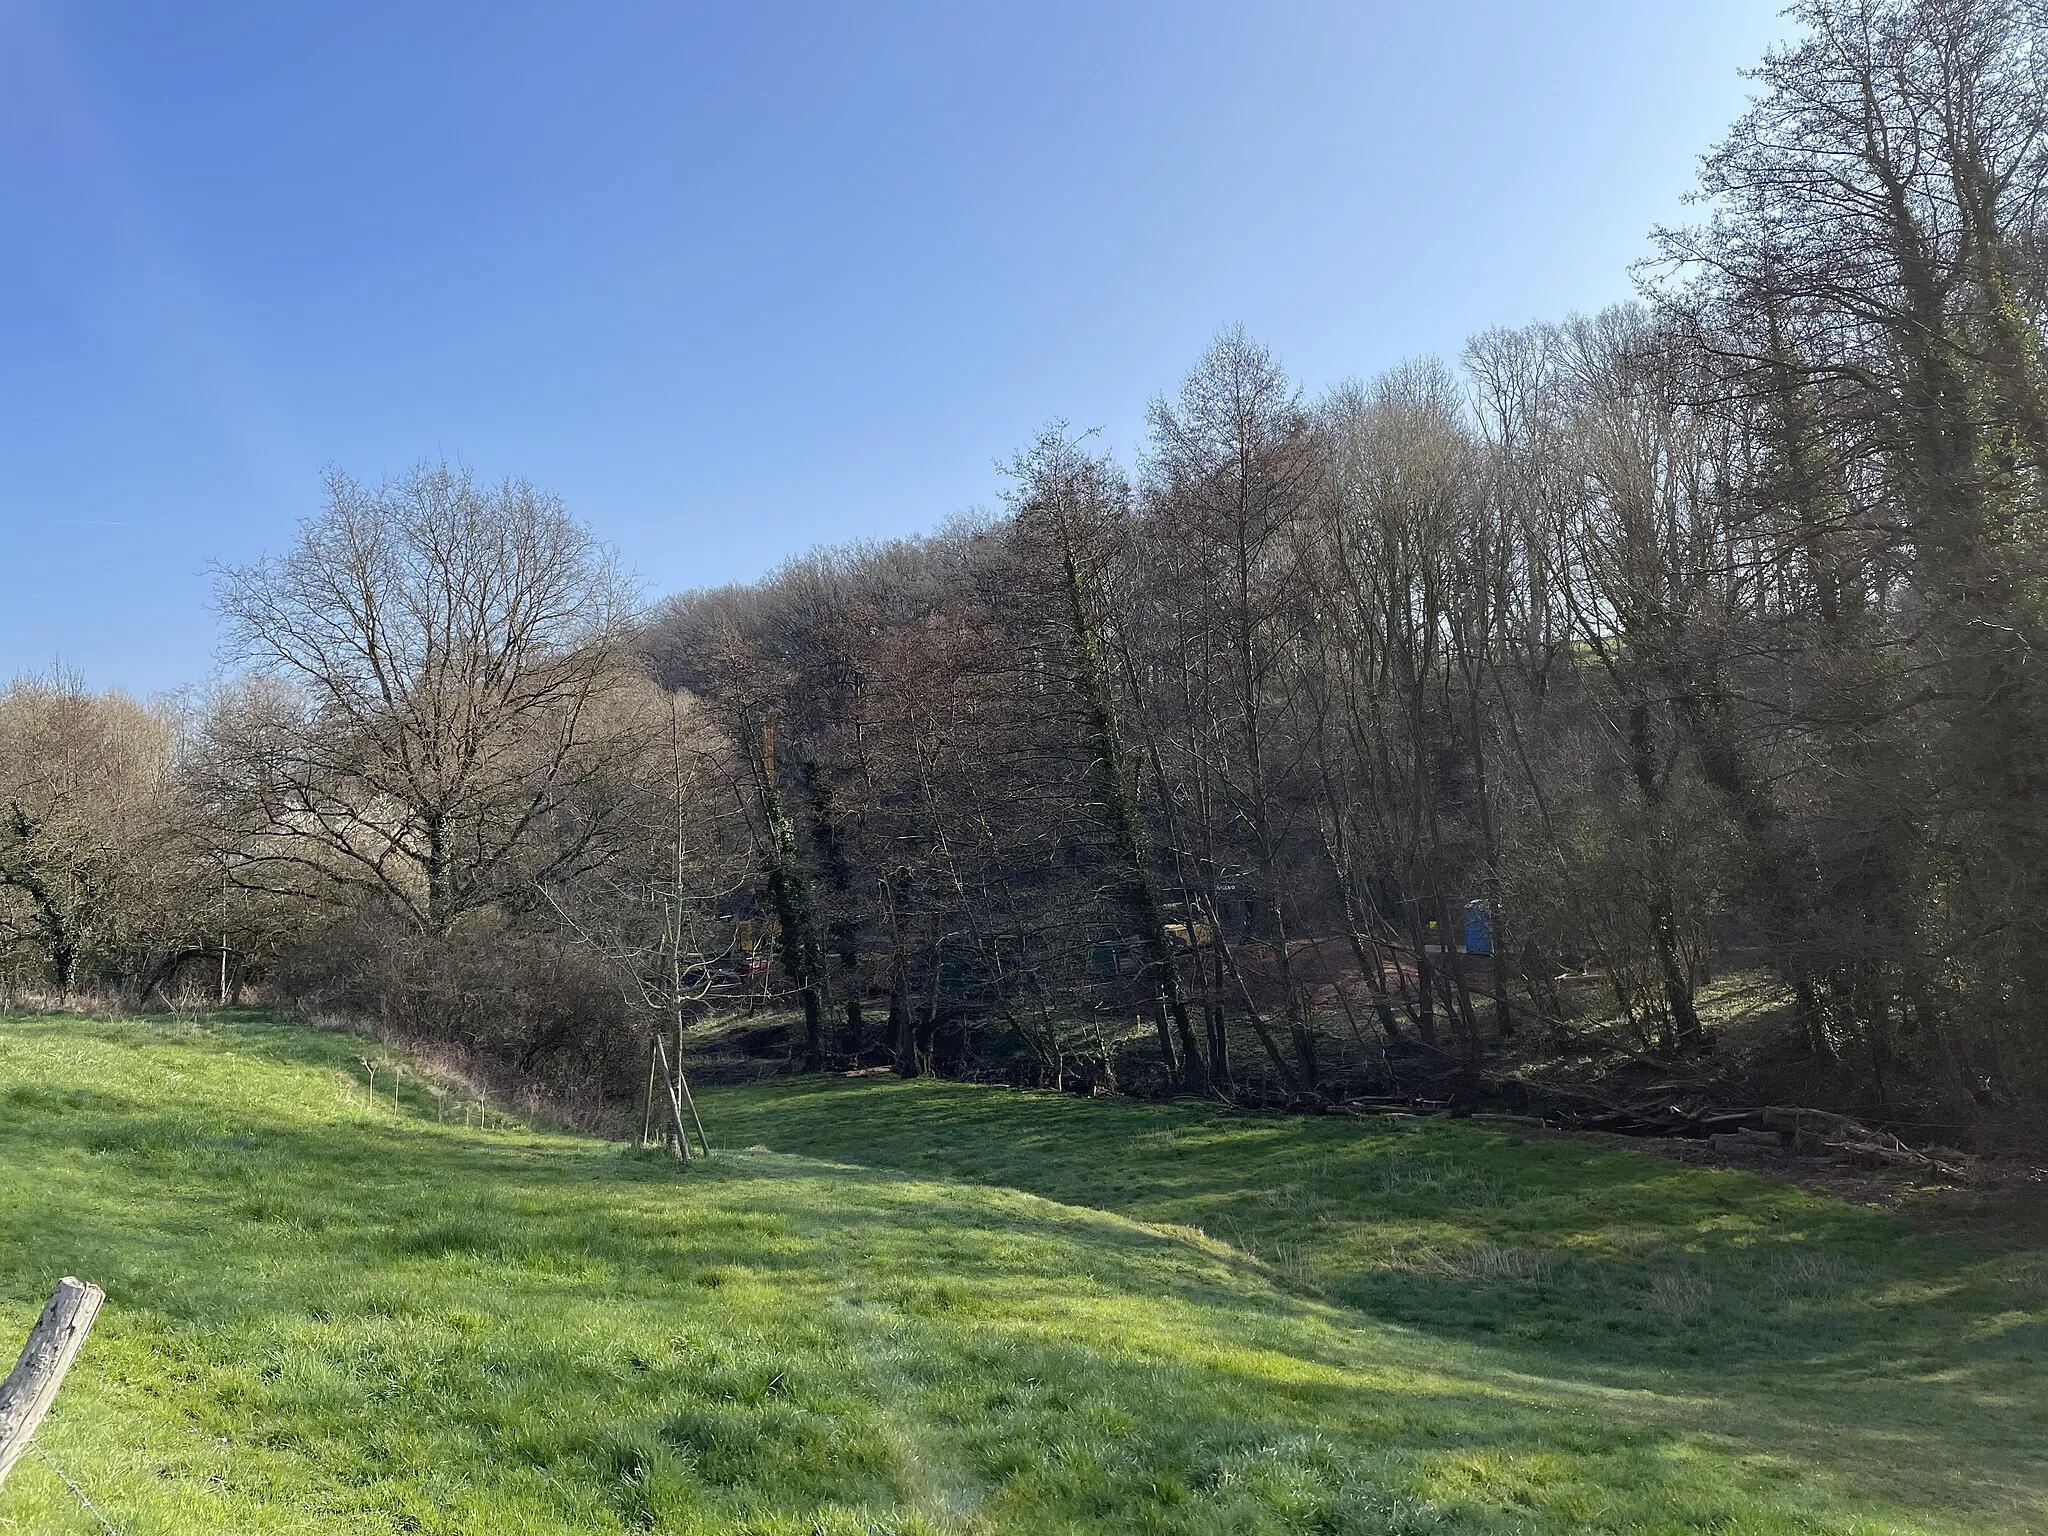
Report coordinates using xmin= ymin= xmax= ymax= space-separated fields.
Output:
xmin=0 ymin=1013 xmax=2041 ymax=1535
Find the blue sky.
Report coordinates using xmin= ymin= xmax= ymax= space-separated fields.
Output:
xmin=1 ymin=0 xmax=1786 ymax=696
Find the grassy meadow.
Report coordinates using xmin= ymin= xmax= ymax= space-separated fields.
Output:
xmin=0 ymin=1011 xmax=2042 ymax=1533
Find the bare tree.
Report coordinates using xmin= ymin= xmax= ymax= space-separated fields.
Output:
xmin=541 ymin=684 xmax=745 ymax=1157
xmin=1145 ymin=328 xmax=1325 ymax=1093
xmin=1660 ymin=0 xmax=2048 ymax=1098
xmin=1010 ymin=425 xmax=1209 ymax=1091
xmin=0 ymin=673 xmax=187 ymax=996
xmin=1307 ymin=362 xmax=1482 ymax=1054
xmin=211 ymin=464 xmax=644 ymax=935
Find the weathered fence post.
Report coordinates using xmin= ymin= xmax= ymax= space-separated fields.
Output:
xmin=0 ymin=1278 xmax=104 ymax=1491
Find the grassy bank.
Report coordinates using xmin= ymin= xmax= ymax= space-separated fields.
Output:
xmin=0 ymin=1013 xmax=2041 ymax=1532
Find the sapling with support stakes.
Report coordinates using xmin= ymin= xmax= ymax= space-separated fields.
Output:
xmin=541 ymin=687 xmax=744 ymax=1162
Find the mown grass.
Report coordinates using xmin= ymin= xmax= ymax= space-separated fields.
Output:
xmin=0 ymin=1013 xmax=2042 ymax=1533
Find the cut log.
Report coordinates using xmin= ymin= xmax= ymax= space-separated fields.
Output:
xmin=1710 ymin=1131 xmax=1784 ymax=1155
xmin=1695 ymin=1110 xmax=1771 ymax=1133
xmin=0 ymin=1277 xmax=104 ymax=1490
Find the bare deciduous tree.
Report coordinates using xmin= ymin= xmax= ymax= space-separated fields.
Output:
xmin=0 ymin=673 xmax=186 ymax=995
xmin=211 ymin=464 xmax=643 ymax=934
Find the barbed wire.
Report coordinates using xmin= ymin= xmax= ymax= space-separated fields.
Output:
xmin=29 ymin=1442 xmax=122 ymax=1536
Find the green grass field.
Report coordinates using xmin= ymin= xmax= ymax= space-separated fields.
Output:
xmin=1 ymin=1012 xmax=2042 ymax=1533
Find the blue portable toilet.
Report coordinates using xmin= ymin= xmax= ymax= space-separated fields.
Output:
xmin=1463 ymin=901 xmax=1492 ymax=956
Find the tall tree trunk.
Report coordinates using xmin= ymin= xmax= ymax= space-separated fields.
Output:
xmin=1046 ymin=482 xmax=1201 ymax=1089
xmin=799 ymin=760 xmax=864 ymax=1061
xmin=1625 ymin=698 xmax=1700 ymax=1048
xmin=1205 ymin=934 xmax=1233 ymax=1091
xmin=758 ymin=735 xmax=828 ymax=1066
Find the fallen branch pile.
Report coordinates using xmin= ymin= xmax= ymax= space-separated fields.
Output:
xmin=1329 ymin=1084 xmax=1983 ymax=1184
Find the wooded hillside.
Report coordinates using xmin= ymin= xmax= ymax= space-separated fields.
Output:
xmin=4 ymin=0 xmax=2045 ymax=1143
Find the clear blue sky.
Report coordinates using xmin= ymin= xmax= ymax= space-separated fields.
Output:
xmin=1 ymin=0 xmax=1786 ymax=696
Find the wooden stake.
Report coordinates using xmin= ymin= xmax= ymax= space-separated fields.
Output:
xmin=0 ymin=1278 xmax=104 ymax=1491
xmin=651 ymin=1038 xmax=693 ymax=1161
xmin=641 ymin=1034 xmax=659 ymax=1147
xmin=677 ymin=1070 xmax=712 ymax=1157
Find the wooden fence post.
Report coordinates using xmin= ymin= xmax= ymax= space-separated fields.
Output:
xmin=0 ymin=1278 xmax=104 ymax=1491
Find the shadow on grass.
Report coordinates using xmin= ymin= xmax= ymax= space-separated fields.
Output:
xmin=703 ymin=1076 xmax=2048 ymax=1525
xmin=2 ymin=1013 xmax=2042 ymax=1532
